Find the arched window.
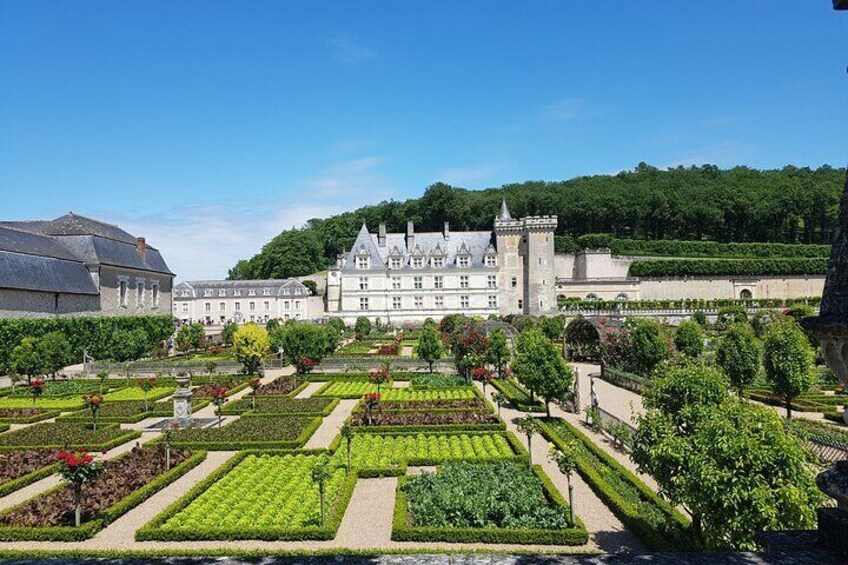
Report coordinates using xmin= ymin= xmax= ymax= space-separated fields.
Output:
xmin=586 ymin=293 xmax=599 ymax=301
xmin=739 ymin=289 xmax=753 ymax=299
xmin=616 ymin=293 xmax=629 ymax=301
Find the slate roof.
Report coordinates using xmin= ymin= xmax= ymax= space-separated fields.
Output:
xmin=342 ymin=223 xmax=496 ymax=272
xmin=174 ymin=279 xmax=308 ymax=298
xmin=40 ymin=213 xmax=138 ymax=244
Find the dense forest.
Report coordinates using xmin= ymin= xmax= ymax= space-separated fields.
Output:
xmin=228 ymin=164 xmax=845 ymax=280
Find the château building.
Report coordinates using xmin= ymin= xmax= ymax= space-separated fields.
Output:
xmin=0 ymin=213 xmax=174 ymax=318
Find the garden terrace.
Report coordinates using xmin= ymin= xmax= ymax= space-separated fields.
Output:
xmin=376 ymin=398 xmax=487 ymax=411
xmin=137 ymin=452 xmax=356 ymax=541
xmin=165 ymin=415 xmax=321 ymax=450
xmin=538 ymin=418 xmax=696 ymax=551
xmin=101 ymin=386 xmax=175 ymax=402
xmin=255 ymin=377 xmax=304 ymax=397
xmin=393 ymin=461 xmax=588 ymax=545
xmin=0 ymin=449 xmax=60 ymax=498
xmin=58 ymin=399 xmax=210 ymax=424
xmin=316 ymin=382 xmax=477 ymax=401
xmin=330 ymin=431 xmax=522 ymax=476
xmin=0 ymin=446 xmax=205 ymax=541
xmin=0 ymin=408 xmax=60 ymax=424
xmin=410 ymin=374 xmax=468 ymax=388
xmin=192 ymin=379 xmax=250 ymax=399
xmin=0 ymin=397 xmax=87 ymax=411
xmin=348 ymin=409 xmax=501 ymax=429
xmin=5 ymin=381 xmax=103 ymax=398
xmin=491 ymin=378 xmax=545 ymax=412
xmin=221 ymin=396 xmax=338 ymax=416
xmin=744 ymin=386 xmax=846 ymax=421
xmin=0 ymin=422 xmax=140 ymax=451
xmin=304 ymin=371 xmax=439 ymax=383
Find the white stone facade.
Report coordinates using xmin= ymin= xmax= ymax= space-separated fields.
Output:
xmin=173 ymin=279 xmax=313 ymax=325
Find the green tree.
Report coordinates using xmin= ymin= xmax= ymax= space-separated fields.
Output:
xmin=417 ymin=320 xmax=444 ymax=372
xmin=512 ymin=328 xmax=573 ymax=417
xmin=354 ymin=316 xmax=372 ymax=340
xmin=37 ymin=331 xmax=72 ymax=379
xmin=538 ymin=315 xmax=565 ymax=341
xmin=516 ymin=416 xmax=539 ymax=464
xmin=716 ymin=323 xmax=761 ymax=395
xmin=109 ymin=329 xmax=150 ymax=362
xmin=232 ymin=323 xmax=270 ymax=375
xmin=762 ymin=321 xmax=815 ymax=418
xmin=274 ymin=323 xmax=331 ymax=373
xmin=692 ymin=310 xmax=707 ymax=327
xmin=486 ymin=327 xmax=511 ymax=379
xmin=630 ymin=319 xmax=668 ymax=374
xmin=11 ymin=337 xmax=46 ymax=385
xmin=302 ymin=280 xmax=318 ymax=296
xmin=674 ymin=320 xmax=704 ymax=358
xmin=220 ymin=322 xmax=238 ymax=346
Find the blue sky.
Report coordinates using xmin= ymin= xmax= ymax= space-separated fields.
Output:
xmin=1 ymin=1 xmax=846 ymax=280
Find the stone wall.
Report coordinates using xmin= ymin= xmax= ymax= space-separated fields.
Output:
xmin=638 ymin=275 xmax=824 ymax=300
xmin=0 ymin=289 xmax=101 ymax=318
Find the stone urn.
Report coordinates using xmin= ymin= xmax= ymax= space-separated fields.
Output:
xmin=172 ymin=373 xmax=193 ymax=425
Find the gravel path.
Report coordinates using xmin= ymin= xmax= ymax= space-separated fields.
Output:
xmin=303 ymin=399 xmax=357 ymax=449
xmin=476 ymin=382 xmax=643 ymax=553
xmin=335 ymin=477 xmax=398 ymax=547
xmin=296 ymin=382 xmax=326 ymax=398
xmin=401 ymin=345 xmax=414 ymax=357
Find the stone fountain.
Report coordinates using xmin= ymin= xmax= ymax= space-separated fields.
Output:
xmin=801 ymin=169 xmax=848 ymax=556
xmin=143 ymin=372 xmax=216 ymax=431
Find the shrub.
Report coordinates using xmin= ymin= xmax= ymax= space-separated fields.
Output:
xmin=629 ymin=258 xmax=827 ymax=278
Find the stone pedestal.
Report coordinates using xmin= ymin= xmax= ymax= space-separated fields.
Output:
xmin=173 ymin=373 xmax=193 ymax=427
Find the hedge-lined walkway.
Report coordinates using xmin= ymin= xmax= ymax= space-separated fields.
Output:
xmin=303 ymin=398 xmax=357 ymax=449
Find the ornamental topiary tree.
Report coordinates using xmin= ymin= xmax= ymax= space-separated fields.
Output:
xmin=11 ymin=337 xmax=47 ymax=385
xmin=630 ymin=319 xmax=669 ymax=375
xmin=110 ymin=328 xmax=150 ymax=362
xmin=486 ymin=327 xmax=511 ymax=379
xmin=548 ymin=442 xmax=578 ymax=525
xmin=368 ymin=365 xmax=390 ymax=393
xmin=452 ymin=322 xmax=489 ymax=381
xmin=516 ymin=415 xmax=539 ymax=464
xmin=38 ymin=331 xmax=71 ymax=379
xmin=340 ymin=423 xmax=353 ymax=473
xmin=716 ymin=323 xmax=761 ymax=396
xmin=210 ymin=386 xmax=228 ymax=427
xmin=96 ymin=371 xmax=109 ymax=394
xmin=137 ymin=376 xmax=157 ymax=412
xmin=492 ymin=391 xmax=507 ymax=417
xmin=233 ymin=323 xmax=270 ymax=375
xmin=273 ymin=322 xmax=330 ymax=374
xmin=29 ymin=379 xmax=44 ymax=406
xmin=362 ymin=392 xmax=380 ymax=426
xmin=674 ymin=320 xmax=704 ymax=358
xmin=354 ymin=316 xmax=372 ymax=341
xmin=220 ymin=322 xmax=238 ymax=346
xmin=248 ymin=376 xmax=261 ymax=410
xmin=763 ymin=320 xmax=816 ymax=419
xmin=57 ymin=450 xmax=104 ymax=527
xmin=163 ymin=420 xmax=179 ymax=469
xmin=311 ymin=461 xmax=332 ymax=526
xmin=417 ymin=320 xmax=444 ymax=373
xmin=512 ymin=328 xmax=574 ymax=416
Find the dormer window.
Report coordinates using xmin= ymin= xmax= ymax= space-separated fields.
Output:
xmin=390 ymin=257 xmax=402 ymax=269
xmin=218 ymin=290 xmax=226 ymax=297
xmin=485 ymin=255 xmax=497 ymax=267
xmin=412 ymin=257 xmax=423 ymax=269
xmin=432 ymin=257 xmax=444 ymax=268
xmin=458 ymin=256 xmax=470 ymax=268
xmin=248 ymin=289 xmax=256 ymax=296
xmin=263 ymin=288 xmax=271 ymax=296
xmin=204 ymin=290 xmax=212 ymax=297
xmin=234 ymin=290 xmax=241 ymax=297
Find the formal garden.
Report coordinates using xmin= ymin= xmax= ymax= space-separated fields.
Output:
xmin=0 ymin=307 xmax=842 ymax=558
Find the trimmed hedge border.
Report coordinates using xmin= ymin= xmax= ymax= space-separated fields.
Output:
xmin=221 ymin=396 xmax=339 ymax=417
xmin=538 ymin=418 xmax=696 ymax=552
xmin=349 ymin=423 xmax=507 ymax=434
xmin=0 ymin=462 xmax=60 ymax=499
xmin=491 ymin=378 xmax=545 ymax=412
xmin=391 ymin=464 xmax=589 ymax=545
xmin=59 ymin=400 xmax=210 ymax=424
xmin=136 ymin=451 xmax=358 ymax=541
xmin=599 ymin=366 xmax=651 ymax=394
xmin=162 ymin=415 xmax=322 ymax=451
xmin=629 ymin=257 xmax=827 ymax=278
xmin=0 ymin=423 xmax=141 ymax=453
xmin=0 ymin=410 xmax=61 ymax=425
xmin=0 ymin=450 xmax=206 ymax=541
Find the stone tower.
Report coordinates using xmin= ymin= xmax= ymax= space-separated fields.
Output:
xmin=523 ymin=214 xmax=558 ymax=316
xmin=494 ymin=199 xmax=524 ymax=316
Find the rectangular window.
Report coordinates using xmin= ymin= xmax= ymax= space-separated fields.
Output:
xmin=391 ymin=276 xmax=401 ymax=290
xmin=414 ymin=276 xmax=423 ymax=290
xmin=137 ymin=282 xmax=144 ymax=306
xmin=248 ymin=289 xmax=256 ymax=296
xmin=392 ymin=296 xmax=402 ymax=310
xmin=518 ymin=299 xmax=523 ymax=310
xmin=119 ymin=280 xmax=128 ymax=306
xmin=263 ymin=288 xmax=271 ymax=296
xmin=219 ymin=302 xmax=226 ymax=311
xmin=204 ymin=289 xmax=212 ymax=297
xmin=414 ymin=296 xmax=423 ymax=309
xmin=234 ymin=290 xmax=242 ymax=297
xmin=487 ymin=275 xmax=497 ymax=289
xmin=432 ymin=257 xmax=443 ymax=268
xmin=235 ymin=302 xmax=241 ymax=311
xmin=295 ymin=300 xmax=301 ymax=309
xmin=458 ymin=257 xmax=470 ymax=268
xmin=460 ymin=275 xmax=469 ymax=289
xmin=390 ymin=257 xmax=401 ymax=269
xmin=412 ymin=257 xmax=423 ymax=268
xmin=511 ymin=277 xmax=518 ymax=288
xmin=284 ymin=301 xmax=290 ymax=310
xmin=460 ymin=295 xmax=469 ymax=309
xmin=434 ymin=295 xmax=444 ymax=309
xmin=205 ymin=302 xmax=211 ymax=312
xmin=359 ymin=297 xmax=369 ymax=311
xmin=181 ymin=302 xmax=188 ymax=313
xmin=359 ymin=276 xmax=369 ymax=290
xmin=249 ymin=301 xmax=255 ymax=311
xmin=152 ymin=283 xmax=159 ymax=306
xmin=488 ymin=295 xmax=498 ymax=308
xmin=356 ymin=256 xmax=369 ymax=269
xmin=434 ymin=275 xmax=443 ymax=289
xmin=485 ymin=255 xmax=497 ymax=267
xmin=264 ymin=301 xmax=270 ymax=311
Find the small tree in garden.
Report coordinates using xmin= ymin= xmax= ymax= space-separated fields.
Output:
xmin=452 ymin=322 xmax=489 ymax=381
xmin=549 ymin=443 xmax=578 ymax=525
xmin=417 ymin=320 xmax=444 ymax=372
xmin=210 ymin=386 xmax=228 ymax=427
xmin=163 ymin=420 xmax=179 ymax=470
xmin=674 ymin=320 xmax=704 ymax=358
xmin=233 ymin=323 xmax=270 ymax=375
xmin=82 ymin=393 xmax=103 ymax=430
xmin=692 ymin=310 xmax=708 ymax=327
xmin=248 ymin=377 xmax=261 ymax=410
xmin=716 ymin=323 xmax=761 ymax=396
xmin=362 ymin=392 xmax=380 ymax=426
xmin=29 ymin=379 xmax=44 ymax=407
xmin=96 ymin=371 xmax=109 ymax=394
xmin=472 ymin=367 xmax=493 ymax=397
xmin=340 ymin=423 xmax=353 ymax=473
xmin=368 ymin=366 xmax=390 ymax=393
xmin=630 ymin=319 xmax=669 ymax=375
xmin=539 ymin=314 xmax=566 ymax=341
xmin=492 ymin=392 xmax=507 ymax=417
xmin=204 ymin=360 xmax=217 ymax=376
xmin=486 ymin=327 xmax=511 ymax=379
xmin=763 ymin=320 xmax=815 ymax=418
xmin=512 ymin=329 xmax=573 ymax=416
xmin=516 ymin=416 xmax=539 ymax=464
xmin=354 ymin=316 xmax=372 ymax=341
xmin=137 ymin=376 xmax=157 ymax=412
xmin=221 ymin=322 xmax=238 ymax=346
xmin=57 ymin=450 xmax=104 ymax=527
xmin=38 ymin=331 xmax=71 ymax=380
xmin=11 ymin=337 xmax=46 ymax=385
xmin=274 ymin=323 xmax=330 ymax=373
xmin=311 ymin=462 xmax=331 ymax=526
xmin=110 ymin=328 xmax=149 ymax=362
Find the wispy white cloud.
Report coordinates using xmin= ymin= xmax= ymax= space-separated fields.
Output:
xmin=544 ymin=98 xmax=584 ymax=121
xmin=438 ymin=164 xmax=501 ymax=186
xmin=305 ymin=155 xmax=393 ymax=199
xmin=328 ymin=34 xmax=379 ymax=65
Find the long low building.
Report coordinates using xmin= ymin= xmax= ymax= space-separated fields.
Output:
xmin=0 ymin=213 xmax=174 ymax=318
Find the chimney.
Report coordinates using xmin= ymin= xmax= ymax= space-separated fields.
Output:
xmin=378 ymin=223 xmax=386 ymax=247
xmin=406 ymin=221 xmax=415 ymax=250
xmin=136 ymin=237 xmax=147 ymax=260
xmin=443 ymin=221 xmax=450 ymax=240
